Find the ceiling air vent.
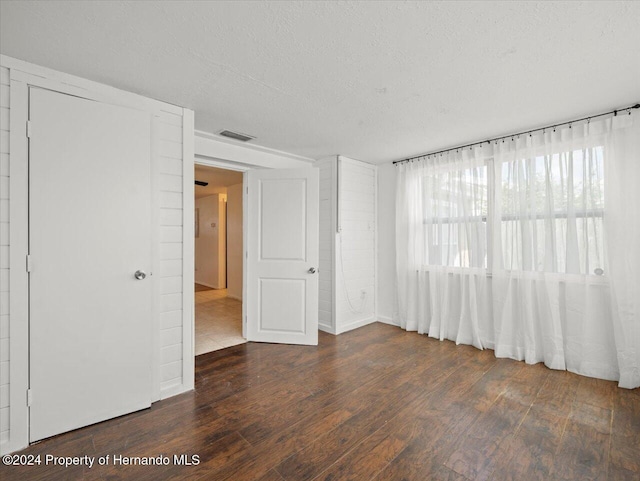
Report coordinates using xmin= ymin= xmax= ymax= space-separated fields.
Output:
xmin=218 ymin=129 xmax=255 ymax=142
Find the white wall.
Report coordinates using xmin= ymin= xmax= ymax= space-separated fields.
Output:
xmin=315 ymin=156 xmax=377 ymax=334
xmin=336 ymin=157 xmax=377 ymax=332
xmin=0 ymin=55 xmax=194 ymax=454
xmin=0 ymin=65 xmax=9 ymax=448
xmin=226 ymin=183 xmax=243 ymax=300
xmin=195 ymin=194 xmax=226 ymax=289
xmin=157 ymin=107 xmax=192 ymax=398
xmin=196 ymin=131 xmax=314 ymax=169
xmin=317 ymin=159 xmax=336 ymax=332
xmin=376 ymin=162 xmax=397 ymax=324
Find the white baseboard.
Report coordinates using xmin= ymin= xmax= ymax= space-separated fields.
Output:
xmin=319 ymin=323 xmax=337 ymax=335
xmin=377 ymin=315 xmax=399 ymax=327
xmin=194 ymin=281 xmax=224 ymax=290
xmin=335 ymin=316 xmax=377 ymax=335
xmin=0 ymin=437 xmax=25 ymax=456
xmin=160 ymin=381 xmax=191 ymax=400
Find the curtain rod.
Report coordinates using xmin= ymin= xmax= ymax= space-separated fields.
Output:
xmin=393 ymin=102 xmax=640 ymax=165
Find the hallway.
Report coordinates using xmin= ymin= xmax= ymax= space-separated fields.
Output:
xmin=194 ymin=285 xmax=245 ymax=355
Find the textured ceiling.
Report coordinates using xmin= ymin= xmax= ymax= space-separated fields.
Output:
xmin=1 ymin=1 xmax=639 ymax=164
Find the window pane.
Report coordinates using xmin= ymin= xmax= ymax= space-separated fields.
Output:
xmin=423 ymin=164 xmax=487 ymax=268
xmin=499 ymin=146 xmax=604 ymax=274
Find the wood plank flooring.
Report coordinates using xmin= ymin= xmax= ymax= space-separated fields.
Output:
xmin=1 ymin=323 xmax=638 ymax=480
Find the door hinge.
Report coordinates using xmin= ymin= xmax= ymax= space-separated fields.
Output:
xmin=26 ymin=121 xmax=32 ymax=138
xmin=246 ymin=186 xmax=248 ymax=194
xmin=27 ymin=389 xmax=33 ymax=407
xmin=26 ymin=254 xmax=32 ymax=273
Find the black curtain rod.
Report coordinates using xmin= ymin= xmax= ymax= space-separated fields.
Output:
xmin=393 ymin=103 xmax=640 ymax=165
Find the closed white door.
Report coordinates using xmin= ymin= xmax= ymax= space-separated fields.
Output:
xmin=246 ymin=168 xmax=319 ymax=345
xmin=29 ymin=87 xmax=152 ymax=442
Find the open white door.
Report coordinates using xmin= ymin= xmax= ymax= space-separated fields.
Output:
xmin=28 ymin=87 xmax=152 ymax=442
xmin=246 ymin=167 xmax=319 ymax=345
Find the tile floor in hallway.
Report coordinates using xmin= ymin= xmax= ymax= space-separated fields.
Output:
xmin=195 ymin=284 xmax=245 ymax=355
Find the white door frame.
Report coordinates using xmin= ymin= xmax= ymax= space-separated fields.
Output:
xmin=193 ymin=156 xmax=251 ymax=339
xmin=192 ymin=146 xmax=316 ymax=347
xmin=5 ymin=65 xmax=169 ymax=454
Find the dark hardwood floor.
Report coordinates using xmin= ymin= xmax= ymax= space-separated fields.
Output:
xmin=2 ymin=323 xmax=638 ymax=480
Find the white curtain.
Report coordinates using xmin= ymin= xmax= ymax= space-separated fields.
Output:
xmin=395 ymin=111 xmax=640 ymax=388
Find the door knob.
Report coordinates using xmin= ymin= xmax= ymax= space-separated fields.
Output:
xmin=134 ymin=270 xmax=147 ymax=280
xmin=308 ymin=267 xmax=317 ymax=274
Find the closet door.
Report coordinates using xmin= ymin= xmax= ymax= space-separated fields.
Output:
xmin=29 ymin=87 xmax=152 ymax=441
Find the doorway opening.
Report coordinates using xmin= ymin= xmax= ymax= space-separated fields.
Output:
xmin=194 ymin=164 xmax=246 ymax=355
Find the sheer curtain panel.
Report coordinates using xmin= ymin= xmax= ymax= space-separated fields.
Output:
xmin=395 ymin=111 xmax=640 ymax=388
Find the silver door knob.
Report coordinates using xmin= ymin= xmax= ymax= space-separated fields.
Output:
xmin=134 ymin=270 xmax=147 ymax=280
xmin=308 ymin=267 xmax=317 ymax=274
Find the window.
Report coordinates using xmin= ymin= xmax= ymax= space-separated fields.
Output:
xmin=423 ymin=163 xmax=488 ymax=268
xmin=498 ymin=146 xmax=604 ymax=275
xmin=397 ymin=112 xmax=640 ymax=388
xmin=422 ymin=145 xmax=605 ymax=275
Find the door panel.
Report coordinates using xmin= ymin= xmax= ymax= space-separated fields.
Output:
xmin=260 ymin=178 xmax=307 ymax=260
xmin=29 ymin=87 xmax=152 ymax=442
xmin=247 ymin=168 xmax=319 ymax=345
xmin=259 ymin=278 xmax=306 ymax=332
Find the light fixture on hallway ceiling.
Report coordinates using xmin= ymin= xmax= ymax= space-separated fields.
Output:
xmin=218 ymin=129 xmax=255 ymax=142
xmin=195 ymin=180 xmax=209 ymax=186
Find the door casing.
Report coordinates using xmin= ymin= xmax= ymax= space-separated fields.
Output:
xmin=194 ymin=157 xmax=250 ymax=339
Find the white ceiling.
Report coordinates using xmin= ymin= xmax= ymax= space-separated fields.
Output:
xmin=1 ymin=1 xmax=639 ymax=164
xmin=194 ymin=165 xmax=243 ymax=199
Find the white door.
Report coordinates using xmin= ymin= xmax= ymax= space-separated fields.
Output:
xmin=29 ymin=87 xmax=152 ymax=442
xmin=246 ymin=168 xmax=319 ymax=345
